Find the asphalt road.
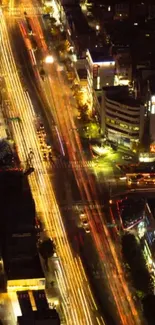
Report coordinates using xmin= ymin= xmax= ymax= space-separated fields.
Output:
xmin=1 ymin=5 xmax=145 ymax=325
xmin=7 ymin=13 xmax=121 ymax=325
xmin=3 ymin=12 xmax=105 ymax=325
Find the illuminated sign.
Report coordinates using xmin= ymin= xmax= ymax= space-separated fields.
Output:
xmin=93 ymin=61 xmax=115 ymax=66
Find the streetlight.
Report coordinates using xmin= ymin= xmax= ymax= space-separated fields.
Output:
xmin=44 ymin=55 xmax=54 ymax=64
xmin=96 ymin=24 xmax=100 ymax=31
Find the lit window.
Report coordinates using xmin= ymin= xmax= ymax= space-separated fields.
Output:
xmin=120 ymin=123 xmax=128 ymax=129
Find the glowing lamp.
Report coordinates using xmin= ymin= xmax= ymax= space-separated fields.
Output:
xmin=45 ymin=55 xmax=54 ymax=64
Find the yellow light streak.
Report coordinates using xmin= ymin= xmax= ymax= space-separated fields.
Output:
xmin=0 ymin=11 xmax=99 ymax=325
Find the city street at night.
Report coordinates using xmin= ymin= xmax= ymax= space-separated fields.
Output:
xmin=1 ymin=1 xmax=155 ymax=325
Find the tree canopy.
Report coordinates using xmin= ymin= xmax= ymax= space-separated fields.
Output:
xmin=39 ymin=238 xmax=55 ymax=260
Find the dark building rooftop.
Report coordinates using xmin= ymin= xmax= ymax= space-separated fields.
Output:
xmin=0 ymin=171 xmax=35 ymax=234
xmin=0 ymin=170 xmax=41 ymax=282
xmin=88 ymin=47 xmax=113 ymax=63
xmin=103 ymin=86 xmax=142 ymax=107
xmin=77 ymin=68 xmax=87 ymax=79
xmin=64 ymin=5 xmax=91 ymax=35
xmin=17 ymin=291 xmax=32 ymax=315
xmin=6 ymin=254 xmax=44 ymax=280
xmin=17 ymin=290 xmax=60 ymax=324
xmin=17 ymin=309 xmax=60 ymax=325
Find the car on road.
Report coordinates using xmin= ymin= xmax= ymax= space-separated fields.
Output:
xmin=80 ymin=213 xmax=90 ymax=233
xmin=127 ymin=174 xmax=143 ymax=185
xmin=122 ymin=155 xmax=133 ymax=161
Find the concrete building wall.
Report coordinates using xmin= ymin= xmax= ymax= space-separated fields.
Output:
xmin=101 ymin=89 xmax=144 ymax=147
xmin=86 ymin=50 xmax=115 ymax=90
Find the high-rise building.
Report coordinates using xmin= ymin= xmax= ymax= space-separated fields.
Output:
xmin=100 ymin=86 xmax=145 ymax=148
xmin=86 ymin=49 xmax=115 ymax=90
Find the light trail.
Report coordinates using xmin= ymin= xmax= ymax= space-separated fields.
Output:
xmin=55 ymin=126 xmax=65 ymax=156
xmin=17 ymin=6 xmax=145 ymax=324
xmin=0 ymin=9 xmax=99 ymax=325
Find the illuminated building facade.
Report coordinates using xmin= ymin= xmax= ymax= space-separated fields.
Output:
xmin=64 ymin=5 xmax=96 ymax=55
xmin=86 ymin=49 xmax=115 ymax=90
xmin=101 ymin=86 xmax=145 ymax=147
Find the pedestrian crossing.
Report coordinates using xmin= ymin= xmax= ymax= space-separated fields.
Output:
xmin=46 ymin=159 xmax=98 ymax=169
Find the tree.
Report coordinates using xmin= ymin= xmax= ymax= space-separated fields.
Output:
xmin=51 ymin=26 xmax=60 ymax=37
xmin=56 ymin=40 xmax=68 ymax=53
xmin=78 ymin=104 xmax=90 ymax=122
xmin=39 ymin=238 xmax=55 ymax=260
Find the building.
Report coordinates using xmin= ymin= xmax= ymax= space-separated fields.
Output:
xmin=64 ymin=4 xmax=96 ymax=55
xmin=0 ymin=170 xmax=45 ymax=292
xmin=5 ymin=240 xmax=45 ymax=292
xmin=0 ymin=171 xmax=35 ymax=235
xmin=118 ymin=197 xmax=146 ymax=231
xmin=114 ymin=46 xmax=132 ymax=85
xmin=86 ymin=48 xmax=115 ymax=90
xmin=17 ymin=311 xmax=60 ymax=325
xmin=17 ymin=290 xmax=60 ymax=325
xmin=136 ymin=72 xmax=155 ymax=146
xmin=100 ymin=86 xmax=144 ymax=147
xmin=114 ymin=2 xmax=129 ymax=20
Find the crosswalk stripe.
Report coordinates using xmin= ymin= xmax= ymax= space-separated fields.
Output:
xmin=44 ymin=159 xmax=97 ymax=168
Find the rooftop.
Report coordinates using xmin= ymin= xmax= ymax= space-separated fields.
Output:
xmin=120 ymin=198 xmax=145 ymax=229
xmin=64 ymin=5 xmax=91 ymax=35
xmin=77 ymin=68 xmax=87 ymax=79
xmin=88 ymin=47 xmax=114 ymax=63
xmin=6 ymin=254 xmax=44 ymax=280
xmin=103 ymin=86 xmax=142 ymax=107
xmin=0 ymin=170 xmax=35 ymax=234
xmin=17 ymin=309 xmax=60 ymax=325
